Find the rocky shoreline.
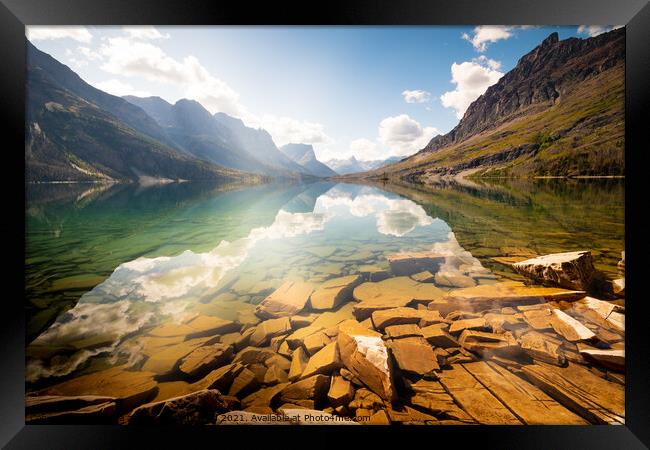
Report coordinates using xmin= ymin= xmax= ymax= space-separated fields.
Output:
xmin=26 ymin=249 xmax=625 ymax=425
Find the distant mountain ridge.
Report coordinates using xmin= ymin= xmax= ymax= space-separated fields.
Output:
xmin=325 ymin=155 xmax=402 ymax=175
xmin=279 ymin=143 xmax=338 ymax=177
xmin=363 ymin=28 xmax=625 ymax=180
xmin=26 ymin=42 xmax=256 ymax=183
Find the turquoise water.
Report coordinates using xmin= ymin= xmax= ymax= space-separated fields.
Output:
xmin=25 ymin=178 xmax=624 ymax=388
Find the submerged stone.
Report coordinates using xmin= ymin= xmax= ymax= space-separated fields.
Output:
xmin=310 ymin=275 xmax=363 ymax=311
xmin=255 ymin=280 xmax=314 ymax=319
xmin=512 ymin=251 xmax=598 ymax=291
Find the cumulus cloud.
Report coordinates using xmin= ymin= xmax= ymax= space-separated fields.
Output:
xmin=577 ymin=25 xmax=623 ymax=37
xmin=251 ymin=114 xmax=332 ymax=148
xmin=462 ymin=26 xmax=513 ymax=52
xmin=122 ymin=26 xmax=170 ymax=40
xmin=93 ymin=79 xmax=152 ymax=97
xmin=348 ymin=138 xmax=382 ymax=160
xmin=402 ymin=89 xmax=431 ymax=104
xmin=378 ymin=114 xmax=439 ymax=156
xmin=27 ymin=26 xmax=93 ymax=43
xmin=440 ymin=57 xmax=504 ymax=119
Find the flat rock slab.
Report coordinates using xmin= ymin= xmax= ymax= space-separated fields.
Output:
xmin=128 ymin=389 xmax=229 ymax=425
xmin=518 ymin=331 xmax=566 ymax=366
xmin=435 ymin=272 xmax=476 ymax=288
xmin=577 ymin=344 xmax=625 ymax=372
xmin=310 ymin=275 xmax=363 ymax=310
xmin=549 ymin=309 xmax=596 ymax=342
xmin=301 ymin=341 xmax=341 ymax=379
xmin=241 ymin=383 xmax=291 ymax=408
xmin=463 ymin=361 xmax=587 ymax=425
xmin=411 ymin=271 xmax=435 ymax=283
xmin=421 ymin=325 xmax=458 ymax=348
xmin=512 ymin=251 xmax=597 ymax=291
xmin=522 ymin=361 xmax=625 ymax=424
xmin=249 ymin=317 xmax=293 ymax=347
xmin=371 ymin=306 xmax=444 ymax=331
xmin=337 ymin=320 xmax=395 ymax=402
xmin=437 ymin=364 xmax=521 ymax=424
xmin=448 ymin=317 xmax=488 ymax=334
xmin=26 ymin=395 xmax=117 ymax=424
xmin=328 ymin=375 xmax=355 ymax=407
xmin=142 ymin=336 xmax=211 ymax=375
xmin=388 ymin=336 xmax=439 ymax=376
xmin=279 ymin=374 xmax=330 ymax=407
xmin=384 ymin=323 xmax=423 ymax=339
xmin=406 ymin=379 xmax=474 ymax=423
xmin=387 ymin=251 xmax=446 ymax=276
xmin=458 ymin=330 xmax=520 ymax=358
xmin=255 ymin=280 xmax=314 ymax=319
xmin=179 ymin=343 xmax=233 ymax=378
xmin=353 ymin=276 xmax=445 ymax=309
xmin=438 ymin=282 xmax=585 ymax=314
xmin=42 ymin=366 xmax=158 ymax=411
xmin=191 ymin=362 xmax=245 ymax=392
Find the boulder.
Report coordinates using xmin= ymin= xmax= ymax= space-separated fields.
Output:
xmin=248 ymin=317 xmax=292 ymax=347
xmin=371 ymin=307 xmax=444 ymax=331
xmin=264 ymin=354 xmax=292 ymax=372
xmin=458 ymin=330 xmax=521 ymax=357
xmin=228 ymin=368 xmax=259 ymax=398
xmin=337 ymin=320 xmax=395 ymax=402
xmin=303 ymin=331 xmax=331 ymax=355
xmin=448 ymin=317 xmax=489 ymax=334
xmin=301 ymin=342 xmax=341 ymax=379
xmin=285 ymin=325 xmax=325 ymax=349
xmin=549 ymin=309 xmax=596 ymax=342
xmin=127 ymin=389 xmax=229 ymax=425
xmin=439 ymin=282 xmax=585 ymax=313
xmin=512 ymin=251 xmax=598 ymax=291
xmin=411 ymin=271 xmax=435 ymax=283
xmin=358 ymin=265 xmax=391 ymax=282
xmin=435 ymin=272 xmax=476 ymax=288
xmin=288 ymin=346 xmax=309 ymax=381
xmin=577 ymin=344 xmax=624 ymax=371
xmin=192 ymin=362 xmax=245 ymax=392
xmin=384 ymin=324 xmax=422 ymax=339
xmin=518 ymin=331 xmax=567 ymax=366
xmin=263 ymin=366 xmax=289 ymax=385
xmin=348 ymin=388 xmax=384 ymax=410
xmin=386 ymin=251 xmax=445 ymax=276
xmin=26 ymin=395 xmax=117 ymax=424
xmin=42 ymin=366 xmax=158 ymax=411
xmin=241 ymin=383 xmax=290 ymax=408
xmin=142 ymin=336 xmax=211 ymax=375
xmin=232 ymin=347 xmax=276 ymax=365
xmin=327 ymin=375 xmax=355 ymax=407
xmin=420 ymin=325 xmax=458 ymax=348
xmin=179 ymin=343 xmax=233 ymax=378
xmin=254 ymin=280 xmax=314 ymax=319
xmin=387 ymin=336 xmax=439 ymax=376
xmin=279 ymin=374 xmax=330 ymax=407
xmin=310 ymin=275 xmax=363 ymax=310
xmin=611 ymin=278 xmax=625 ymax=298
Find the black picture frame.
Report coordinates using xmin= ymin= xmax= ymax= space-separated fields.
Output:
xmin=2 ymin=0 xmax=648 ymax=447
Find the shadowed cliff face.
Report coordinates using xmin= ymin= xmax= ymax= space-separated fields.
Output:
xmin=367 ymin=28 xmax=625 ymax=180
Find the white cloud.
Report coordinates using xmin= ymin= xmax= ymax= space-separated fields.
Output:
xmin=440 ymin=58 xmax=504 ymax=119
xmin=402 ymin=89 xmax=431 ymax=103
xmin=462 ymin=26 xmax=512 ymax=52
xmin=96 ymin=36 xmax=332 ymax=148
xmin=378 ymin=114 xmax=439 ymax=156
xmin=27 ymin=26 xmax=93 ymax=43
xmin=77 ymin=46 xmax=102 ymax=61
xmin=577 ymin=25 xmax=623 ymax=37
xmin=122 ymin=26 xmax=170 ymax=40
xmin=350 ymin=138 xmax=381 ymax=160
xmin=93 ymin=79 xmax=152 ymax=97
xmin=253 ymin=115 xmax=332 ymax=148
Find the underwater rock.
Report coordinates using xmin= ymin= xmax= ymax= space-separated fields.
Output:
xmin=179 ymin=343 xmax=234 ymax=378
xmin=386 ymin=251 xmax=446 ymax=276
xmin=249 ymin=317 xmax=292 ymax=347
xmin=310 ymin=275 xmax=363 ymax=310
xmin=337 ymin=320 xmax=395 ymax=402
xmin=327 ymin=375 xmax=355 ymax=407
xmin=255 ymin=280 xmax=314 ymax=319
xmin=301 ymin=342 xmax=341 ymax=379
xmin=387 ymin=336 xmax=439 ymax=376
xmin=128 ymin=389 xmax=230 ymax=425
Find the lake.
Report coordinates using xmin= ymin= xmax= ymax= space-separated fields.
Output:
xmin=25 ymin=178 xmax=624 ymax=398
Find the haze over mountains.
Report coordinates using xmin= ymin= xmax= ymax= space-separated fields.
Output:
xmin=362 ymin=29 xmax=625 ymax=181
xmin=325 ymin=155 xmax=402 ymax=175
xmin=26 ymin=42 xmax=342 ymax=183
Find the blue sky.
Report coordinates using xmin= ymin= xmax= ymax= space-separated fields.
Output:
xmin=26 ymin=25 xmax=620 ymax=161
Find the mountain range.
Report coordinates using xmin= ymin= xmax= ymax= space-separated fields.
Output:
xmin=325 ymin=155 xmax=402 ymax=175
xmin=361 ymin=28 xmax=625 ymax=181
xmin=26 ymin=42 xmax=335 ymax=182
xmin=279 ymin=143 xmax=338 ymax=177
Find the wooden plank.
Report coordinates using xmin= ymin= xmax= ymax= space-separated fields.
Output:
xmin=463 ymin=361 xmax=587 ymax=424
xmin=522 ymin=361 xmax=624 ymax=424
xmin=437 ymin=364 xmax=521 ymax=424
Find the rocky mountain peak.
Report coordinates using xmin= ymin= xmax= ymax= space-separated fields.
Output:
xmin=416 ymin=28 xmax=624 ymax=156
